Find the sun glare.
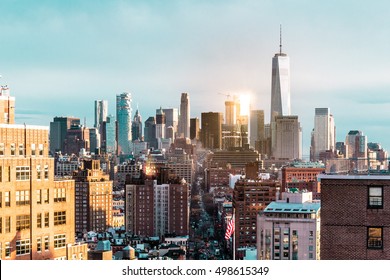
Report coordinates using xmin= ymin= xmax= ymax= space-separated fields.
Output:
xmin=239 ymin=94 xmax=250 ymax=116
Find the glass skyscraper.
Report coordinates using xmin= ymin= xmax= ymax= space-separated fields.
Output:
xmin=116 ymin=92 xmax=132 ymax=155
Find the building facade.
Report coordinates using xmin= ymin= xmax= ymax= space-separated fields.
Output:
xmin=257 ymin=191 xmax=321 ymax=260
xmin=319 ymin=174 xmax=390 ymax=259
xmin=232 ymin=179 xmax=279 ymax=258
xmin=116 ymin=92 xmax=132 ymax=155
xmin=178 ymin=93 xmax=190 ymax=139
xmin=73 ymin=159 xmax=113 ymax=234
xmin=0 ymin=90 xmax=86 ymax=260
xmin=311 ymin=108 xmax=335 ymax=161
xmin=201 ymin=112 xmax=223 ymax=150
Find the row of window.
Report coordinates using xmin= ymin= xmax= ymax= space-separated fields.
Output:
xmin=2 ymin=234 xmax=66 ymax=257
xmin=0 ymin=165 xmax=49 ymax=182
xmin=0 ymin=188 xmax=66 ymax=208
xmin=0 ymin=143 xmax=44 ymax=156
xmin=0 ymin=212 xmax=67 ymax=233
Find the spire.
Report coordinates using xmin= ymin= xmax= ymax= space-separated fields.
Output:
xmin=279 ymin=24 xmax=282 ymax=54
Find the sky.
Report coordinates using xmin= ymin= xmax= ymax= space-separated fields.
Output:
xmin=1 ymin=0 xmax=390 ymax=158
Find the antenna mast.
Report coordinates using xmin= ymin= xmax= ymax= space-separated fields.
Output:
xmin=279 ymin=24 xmax=282 ymax=54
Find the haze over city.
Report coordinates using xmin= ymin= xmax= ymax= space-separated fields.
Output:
xmin=1 ymin=0 xmax=390 ymax=156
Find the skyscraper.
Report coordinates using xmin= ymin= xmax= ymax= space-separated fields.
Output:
xmin=178 ymin=93 xmax=190 ymax=139
xmin=270 ymin=27 xmax=291 ymax=122
xmin=270 ymin=27 xmax=291 ymax=157
xmin=311 ymin=108 xmax=335 ymax=161
xmin=94 ymin=100 xmax=108 ymax=129
xmin=116 ymin=92 xmax=132 ymax=155
xmin=155 ymin=107 xmax=166 ymax=140
xmin=163 ymin=108 xmax=179 ymax=140
xmin=101 ymin=114 xmax=116 ymax=154
xmin=49 ymin=116 xmax=80 ymax=154
xmin=249 ymin=109 xmax=265 ymax=149
xmin=201 ymin=112 xmax=223 ymax=150
xmin=132 ymin=109 xmax=143 ymax=141
xmin=273 ymin=115 xmax=302 ymax=160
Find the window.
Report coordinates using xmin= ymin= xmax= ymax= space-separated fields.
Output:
xmin=0 ymin=143 xmax=4 ymax=155
xmin=43 ymin=189 xmax=49 ymax=203
xmin=5 ymin=242 xmax=11 ymax=258
xmin=44 ymin=165 xmax=49 ymax=179
xmin=44 ymin=236 xmax=49 ymax=250
xmin=36 ymin=189 xmax=42 ymax=204
xmin=36 ymin=165 xmax=41 ymax=180
xmin=37 ymin=238 xmax=42 ymax=252
xmin=37 ymin=213 xmax=42 ymax=228
xmin=16 ymin=215 xmax=30 ymax=231
xmin=5 ymin=191 xmax=10 ymax=207
xmin=54 ymin=211 xmax=66 ymax=225
xmin=16 ymin=166 xmax=30 ymax=181
xmin=16 ymin=239 xmax=31 ymax=255
xmin=0 ymin=166 xmax=2 ymax=182
xmin=54 ymin=188 xmax=66 ymax=202
xmin=16 ymin=190 xmax=30 ymax=206
xmin=5 ymin=216 xmax=11 ymax=233
xmin=44 ymin=212 xmax=49 ymax=227
xmin=10 ymin=143 xmax=15 ymax=156
xmin=31 ymin=144 xmax=36 ymax=156
xmin=54 ymin=234 xmax=66 ymax=248
xmin=39 ymin=144 xmax=44 ymax=156
xmin=367 ymin=227 xmax=383 ymax=249
xmin=368 ymin=186 xmax=383 ymax=208
xmin=0 ymin=217 xmax=2 ymax=233
xmin=0 ymin=191 xmax=2 ymax=208
xmin=18 ymin=144 xmax=24 ymax=156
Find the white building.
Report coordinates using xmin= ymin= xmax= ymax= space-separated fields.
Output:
xmin=311 ymin=108 xmax=335 ymax=161
xmin=257 ymin=190 xmax=320 ymax=260
xmin=272 ymin=115 xmax=302 ymax=160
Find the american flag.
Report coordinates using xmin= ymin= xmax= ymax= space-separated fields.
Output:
xmin=225 ymin=215 xmax=235 ymax=240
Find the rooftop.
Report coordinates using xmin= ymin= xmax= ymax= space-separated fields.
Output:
xmin=264 ymin=201 xmax=320 ymax=214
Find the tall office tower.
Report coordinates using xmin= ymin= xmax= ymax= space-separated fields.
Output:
xmin=163 ymin=108 xmax=179 ymax=139
xmin=201 ymin=112 xmax=223 ymax=150
xmin=345 ymin=130 xmax=368 ymax=171
xmin=0 ymin=88 xmax=87 ymax=260
xmin=155 ymin=107 xmax=166 ymax=139
xmin=225 ymin=100 xmax=237 ymax=125
xmin=233 ymin=179 xmax=279 ymax=258
xmin=94 ymin=100 xmax=108 ymax=129
xmin=178 ymin=93 xmax=190 ymax=139
xmin=73 ymin=159 xmax=113 ymax=233
xmin=222 ymin=98 xmax=242 ymax=150
xmin=131 ymin=109 xmax=143 ymax=141
xmin=270 ymin=27 xmax=291 ymax=155
xmin=89 ymin=127 xmax=101 ymax=154
xmin=311 ymin=108 xmax=335 ymax=161
xmin=270 ymin=27 xmax=291 ymax=121
xmin=116 ymin=92 xmax=132 ymax=155
xmin=101 ymin=114 xmax=116 ymax=154
xmin=273 ymin=116 xmax=302 ymax=160
xmin=49 ymin=116 xmax=80 ymax=154
xmin=190 ymin=117 xmax=200 ymax=140
xmin=249 ymin=110 xmax=265 ymax=149
xmin=144 ymin=116 xmax=156 ymax=149
xmin=63 ymin=124 xmax=90 ymax=155
xmin=257 ymin=191 xmax=321 ymax=260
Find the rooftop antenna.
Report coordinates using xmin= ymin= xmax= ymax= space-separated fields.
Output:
xmin=279 ymin=24 xmax=282 ymax=54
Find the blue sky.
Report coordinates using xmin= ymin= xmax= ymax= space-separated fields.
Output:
xmin=1 ymin=0 xmax=390 ymax=158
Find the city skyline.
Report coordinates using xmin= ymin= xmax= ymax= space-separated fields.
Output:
xmin=1 ymin=1 xmax=390 ymax=157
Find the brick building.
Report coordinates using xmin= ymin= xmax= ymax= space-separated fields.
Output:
xmin=73 ymin=159 xmax=113 ymax=234
xmin=0 ymin=89 xmax=87 ymax=260
xmin=232 ymin=179 xmax=279 ymax=258
xmin=319 ymin=174 xmax=390 ymax=259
